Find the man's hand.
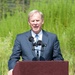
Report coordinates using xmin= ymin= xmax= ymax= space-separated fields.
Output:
xmin=8 ymin=69 xmax=13 ymax=75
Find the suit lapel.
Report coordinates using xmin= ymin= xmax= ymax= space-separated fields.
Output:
xmin=25 ymin=30 xmax=36 ymax=57
xmin=41 ymin=30 xmax=48 ymax=56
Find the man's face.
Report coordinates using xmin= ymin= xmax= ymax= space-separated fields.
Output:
xmin=28 ymin=13 xmax=44 ymax=34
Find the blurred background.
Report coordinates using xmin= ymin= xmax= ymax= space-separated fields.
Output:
xmin=0 ymin=0 xmax=75 ymax=75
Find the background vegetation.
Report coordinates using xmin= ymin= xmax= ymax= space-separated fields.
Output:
xmin=0 ymin=0 xmax=75 ymax=75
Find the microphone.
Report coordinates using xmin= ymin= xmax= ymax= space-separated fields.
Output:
xmin=29 ymin=36 xmax=47 ymax=60
xmin=37 ymin=40 xmax=42 ymax=45
xmin=29 ymin=36 xmax=37 ymax=46
xmin=33 ymin=42 xmax=37 ymax=46
xmin=29 ymin=36 xmax=35 ymax=50
xmin=37 ymin=40 xmax=47 ymax=51
xmin=37 ymin=40 xmax=47 ymax=47
xmin=29 ymin=37 xmax=47 ymax=47
xmin=29 ymin=36 xmax=37 ymax=50
xmin=29 ymin=36 xmax=34 ymax=42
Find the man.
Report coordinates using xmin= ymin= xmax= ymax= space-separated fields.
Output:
xmin=8 ymin=10 xmax=64 ymax=75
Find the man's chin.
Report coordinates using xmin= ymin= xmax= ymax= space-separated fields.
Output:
xmin=33 ymin=29 xmax=39 ymax=31
xmin=33 ymin=30 xmax=39 ymax=34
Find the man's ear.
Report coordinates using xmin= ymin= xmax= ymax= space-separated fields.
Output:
xmin=42 ymin=20 xmax=44 ymax=24
xmin=28 ymin=21 xmax=30 ymax=25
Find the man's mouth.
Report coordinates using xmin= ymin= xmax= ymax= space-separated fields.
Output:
xmin=34 ymin=26 xmax=38 ymax=28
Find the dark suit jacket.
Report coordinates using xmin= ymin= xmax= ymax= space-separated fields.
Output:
xmin=8 ymin=30 xmax=64 ymax=70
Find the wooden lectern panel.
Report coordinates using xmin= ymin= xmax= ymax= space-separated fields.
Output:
xmin=13 ymin=61 xmax=68 ymax=75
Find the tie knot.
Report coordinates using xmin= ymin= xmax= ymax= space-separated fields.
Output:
xmin=35 ymin=34 xmax=38 ymax=37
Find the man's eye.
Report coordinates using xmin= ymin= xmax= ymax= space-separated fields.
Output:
xmin=36 ymin=20 xmax=39 ymax=22
xmin=31 ymin=20 xmax=39 ymax=22
xmin=31 ymin=20 xmax=34 ymax=22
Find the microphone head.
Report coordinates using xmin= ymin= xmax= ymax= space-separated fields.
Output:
xmin=29 ymin=36 xmax=34 ymax=42
xmin=37 ymin=40 xmax=47 ymax=47
xmin=42 ymin=44 xmax=47 ymax=47
xmin=33 ymin=42 xmax=37 ymax=46
xmin=37 ymin=40 xmax=42 ymax=45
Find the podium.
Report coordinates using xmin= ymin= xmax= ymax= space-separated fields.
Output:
xmin=13 ymin=61 xmax=68 ymax=75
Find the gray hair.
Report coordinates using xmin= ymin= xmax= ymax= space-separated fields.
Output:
xmin=28 ymin=10 xmax=44 ymax=21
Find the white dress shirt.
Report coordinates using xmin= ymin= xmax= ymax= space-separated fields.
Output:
xmin=31 ymin=30 xmax=43 ymax=58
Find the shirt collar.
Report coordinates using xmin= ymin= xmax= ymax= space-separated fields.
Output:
xmin=31 ymin=30 xmax=43 ymax=41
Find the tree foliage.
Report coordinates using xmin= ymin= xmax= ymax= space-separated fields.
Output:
xmin=0 ymin=0 xmax=30 ymax=20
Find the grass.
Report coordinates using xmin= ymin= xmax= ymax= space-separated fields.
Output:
xmin=0 ymin=0 xmax=75 ymax=75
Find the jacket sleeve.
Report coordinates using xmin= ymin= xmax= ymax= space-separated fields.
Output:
xmin=8 ymin=35 xmax=22 ymax=70
xmin=52 ymin=35 xmax=64 ymax=60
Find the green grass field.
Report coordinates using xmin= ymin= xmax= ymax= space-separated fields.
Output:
xmin=0 ymin=0 xmax=75 ymax=75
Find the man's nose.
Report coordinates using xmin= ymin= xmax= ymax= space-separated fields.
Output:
xmin=34 ymin=21 xmax=37 ymax=24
